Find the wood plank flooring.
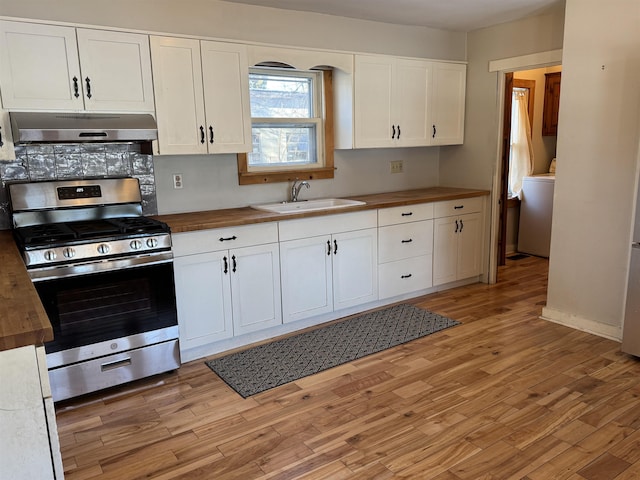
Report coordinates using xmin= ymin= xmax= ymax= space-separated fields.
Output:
xmin=56 ymin=256 xmax=640 ymax=479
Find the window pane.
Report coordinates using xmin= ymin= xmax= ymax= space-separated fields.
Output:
xmin=249 ymin=124 xmax=317 ymax=166
xmin=249 ymin=72 xmax=313 ymax=118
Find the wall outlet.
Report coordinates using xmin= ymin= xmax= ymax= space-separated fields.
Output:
xmin=390 ymin=160 xmax=403 ymax=174
xmin=172 ymin=173 xmax=184 ymax=189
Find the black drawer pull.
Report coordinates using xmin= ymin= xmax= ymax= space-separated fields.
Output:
xmin=0 ymin=126 xmax=4 ymax=148
xmin=232 ymin=255 xmax=237 ymax=273
xmin=334 ymin=239 xmax=338 ymax=255
xmin=454 ymin=205 xmax=464 ymax=209
xmin=200 ymin=126 xmax=205 ymax=144
xmin=85 ymin=77 xmax=92 ymax=99
xmin=401 ymin=274 xmax=412 ymax=279
xmin=455 ymin=220 xmax=459 ymax=233
xmin=219 ymin=236 xmax=237 ymax=242
xmin=401 ymin=212 xmax=413 ymax=217
xmin=460 ymin=220 xmax=464 ymax=232
xmin=401 ymin=239 xmax=413 ymax=243
xmin=209 ymin=125 xmax=214 ymax=144
xmin=72 ymin=76 xmax=80 ymax=98
xmin=327 ymin=239 xmax=331 ymax=255
xmin=223 ymin=256 xmax=228 ymax=274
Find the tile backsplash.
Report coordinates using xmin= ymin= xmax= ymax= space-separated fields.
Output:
xmin=0 ymin=142 xmax=157 ymax=229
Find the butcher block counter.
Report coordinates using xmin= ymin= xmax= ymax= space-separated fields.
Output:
xmin=0 ymin=231 xmax=53 ymax=351
xmin=157 ymin=187 xmax=489 ymax=232
xmin=0 ymin=187 xmax=488 ymax=351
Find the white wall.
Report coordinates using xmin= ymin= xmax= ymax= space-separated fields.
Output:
xmin=0 ymin=0 xmax=466 ymax=60
xmin=0 ymin=0 xmax=466 ymax=214
xmin=439 ymin=4 xmax=565 ymax=191
xmin=542 ymin=0 xmax=640 ymax=340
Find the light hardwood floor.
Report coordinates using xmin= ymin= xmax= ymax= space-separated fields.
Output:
xmin=56 ymin=256 xmax=640 ymax=479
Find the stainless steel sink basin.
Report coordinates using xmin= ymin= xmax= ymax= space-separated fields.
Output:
xmin=252 ymin=198 xmax=366 ymax=214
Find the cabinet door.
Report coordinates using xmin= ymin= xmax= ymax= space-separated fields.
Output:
xmin=200 ymin=41 xmax=252 ymax=153
xmin=150 ymin=36 xmax=208 ymax=155
xmin=395 ymin=59 xmax=431 ymax=147
xmin=433 ymin=216 xmax=459 ymax=286
xmin=332 ymin=228 xmax=378 ymax=311
xmin=431 ymin=63 xmax=466 ymax=145
xmin=76 ymin=29 xmax=154 ymax=112
xmin=174 ymin=251 xmax=233 ymax=350
xmin=230 ymin=243 xmax=282 ymax=335
xmin=0 ymin=21 xmax=82 ymax=110
xmin=0 ymin=110 xmax=16 ymax=161
xmin=280 ymin=236 xmax=333 ymax=323
xmin=354 ymin=55 xmax=394 ymax=148
xmin=457 ymin=212 xmax=482 ymax=280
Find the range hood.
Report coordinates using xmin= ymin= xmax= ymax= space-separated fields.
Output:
xmin=10 ymin=112 xmax=158 ymax=144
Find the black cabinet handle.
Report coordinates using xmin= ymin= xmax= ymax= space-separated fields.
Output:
xmin=401 ymin=274 xmax=412 ymax=279
xmin=200 ymin=126 xmax=205 ymax=144
xmin=460 ymin=219 xmax=464 ymax=232
xmin=209 ymin=126 xmax=214 ymax=144
xmin=397 ymin=125 xmax=401 ymax=139
xmin=219 ymin=236 xmax=237 ymax=242
xmin=232 ymin=255 xmax=237 ymax=273
xmin=327 ymin=239 xmax=331 ymax=255
xmin=432 ymin=125 xmax=436 ymax=138
xmin=455 ymin=220 xmax=459 ymax=233
xmin=72 ymin=76 xmax=80 ymax=98
xmin=454 ymin=205 xmax=464 ymax=210
xmin=223 ymin=256 xmax=228 ymax=274
xmin=85 ymin=77 xmax=92 ymax=99
xmin=0 ymin=126 xmax=3 ymax=148
xmin=401 ymin=239 xmax=413 ymax=243
xmin=334 ymin=239 xmax=338 ymax=255
xmin=391 ymin=125 xmax=396 ymax=139
xmin=401 ymin=212 xmax=413 ymax=217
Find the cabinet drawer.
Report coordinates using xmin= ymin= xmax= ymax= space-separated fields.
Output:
xmin=378 ymin=220 xmax=433 ymax=263
xmin=172 ymin=222 xmax=278 ymax=257
xmin=279 ymin=210 xmax=377 ymax=242
xmin=434 ymin=196 xmax=484 ymax=218
xmin=379 ymin=255 xmax=432 ymax=299
xmin=378 ymin=202 xmax=434 ymax=226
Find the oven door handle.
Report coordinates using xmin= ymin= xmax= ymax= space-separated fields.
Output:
xmin=29 ymin=252 xmax=174 ymax=282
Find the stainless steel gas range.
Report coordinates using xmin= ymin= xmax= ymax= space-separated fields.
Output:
xmin=8 ymin=178 xmax=180 ymax=402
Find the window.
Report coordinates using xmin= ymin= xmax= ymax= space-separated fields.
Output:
xmin=237 ymin=67 xmax=335 ymax=185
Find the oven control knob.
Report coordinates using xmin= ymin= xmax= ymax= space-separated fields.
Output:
xmin=130 ymin=240 xmax=143 ymax=250
xmin=63 ymin=247 xmax=76 ymax=259
xmin=146 ymin=238 xmax=159 ymax=248
xmin=97 ymin=244 xmax=110 ymax=255
xmin=43 ymin=250 xmax=57 ymax=261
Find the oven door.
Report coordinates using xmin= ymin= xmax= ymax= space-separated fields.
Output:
xmin=34 ymin=258 xmax=178 ymax=369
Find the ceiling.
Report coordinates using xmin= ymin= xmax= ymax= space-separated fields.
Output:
xmin=220 ymin=0 xmax=562 ymax=32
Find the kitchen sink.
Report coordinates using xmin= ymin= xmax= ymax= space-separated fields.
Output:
xmin=251 ymin=198 xmax=366 ymax=214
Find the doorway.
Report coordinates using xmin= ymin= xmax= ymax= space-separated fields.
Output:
xmin=487 ymin=50 xmax=562 ymax=284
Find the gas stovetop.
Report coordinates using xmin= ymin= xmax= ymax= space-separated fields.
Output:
xmin=15 ymin=217 xmax=170 ymax=249
xmin=8 ymin=178 xmax=173 ymax=270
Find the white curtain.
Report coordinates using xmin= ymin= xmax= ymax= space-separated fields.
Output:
xmin=509 ymin=90 xmax=534 ymax=198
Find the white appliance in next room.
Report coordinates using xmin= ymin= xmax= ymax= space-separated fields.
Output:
xmin=622 ymin=175 xmax=640 ymax=356
xmin=517 ymin=174 xmax=555 ymax=257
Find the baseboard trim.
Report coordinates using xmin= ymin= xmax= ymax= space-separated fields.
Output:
xmin=541 ymin=306 xmax=621 ymax=342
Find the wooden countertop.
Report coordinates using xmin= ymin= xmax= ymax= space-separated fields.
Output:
xmin=0 ymin=231 xmax=53 ymax=352
xmin=0 ymin=186 xmax=488 ymax=351
xmin=157 ymin=187 xmax=489 ymax=233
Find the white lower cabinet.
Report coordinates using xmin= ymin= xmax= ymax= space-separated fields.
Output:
xmin=172 ymin=224 xmax=281 ymax=354
xmin=279 ymin=211 xmax=378 ymax=324
xmin=378 ymin=203 xmax=434 ymax=299
xmin=433 ymin=197 xmax=484 ymax=286
xmin=0 ymin=345 xmax=62 ymax=480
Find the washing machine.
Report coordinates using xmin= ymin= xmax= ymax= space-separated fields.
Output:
xmin=517 ymin=174 xmax=555 ymax=257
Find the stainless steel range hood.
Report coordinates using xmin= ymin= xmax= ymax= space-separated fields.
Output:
xmin=10 ymin=112 xmax=158 ymax=144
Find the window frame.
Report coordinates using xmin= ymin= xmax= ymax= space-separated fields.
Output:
xmin=237 ymin=69 xmax=335 ymax=185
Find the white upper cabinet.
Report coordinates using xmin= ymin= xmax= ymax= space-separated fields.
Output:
xmin=354 ymin=55 xmax=430 ymax=148
xmin=431 ymin=62 xmax=466 ymax=145
xmin=75 ymin=29 xmax=154 ymax=112
xmin=150 ymin=36 xmax=252 ymax=155
xmin=348 ymin=54 xmax=465 ymax=149
xmin=0 ymin=21 xmax=154 ymax=112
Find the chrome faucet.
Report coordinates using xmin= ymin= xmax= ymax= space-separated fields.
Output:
xmin=291 ymin=179 xmax=310 ymax=202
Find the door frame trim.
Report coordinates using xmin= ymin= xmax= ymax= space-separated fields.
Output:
xmin=487 ymin=49 xmax=563 ymax=284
